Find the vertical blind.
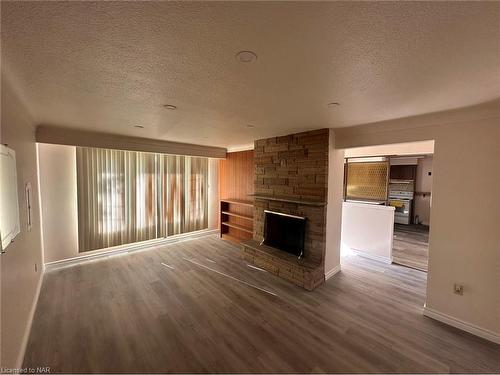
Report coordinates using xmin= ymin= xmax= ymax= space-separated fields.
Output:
xmin=76 ymin=147 xmax=208 ymax=252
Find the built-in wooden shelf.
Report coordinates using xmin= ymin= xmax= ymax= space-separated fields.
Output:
xmin=220 ymin=198 xmax=254 ymax=207
xmin=220 ymin=199 xmax=254 ymax=243
xmin=221 ymin=211 xmax=253 ymax=220
xmin=221 ymin=221 xmax=253 ymax=234
xmin=250 ymin=194 xmax=326 ymax=207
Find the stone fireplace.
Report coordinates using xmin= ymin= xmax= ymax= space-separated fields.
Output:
xmin=241 ymin=129 xmax=329 ymax=290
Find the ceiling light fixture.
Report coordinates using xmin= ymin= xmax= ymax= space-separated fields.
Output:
xmin=327 ymin=102 xmax=340 ymax=108
xmin=163 ymin=104 xmax=177 ymax=110
xmin=236 ymin=50 xmax=258 ymax=63
xmin=133 ymin=125 xmax=144 ymax=129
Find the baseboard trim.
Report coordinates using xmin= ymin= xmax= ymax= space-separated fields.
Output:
xmin=16 ymin=272 xmax=43 ymax=368
xmin=45 ymin=229 xmax=219 ymax=272
xmin=423 ymin=305 xmax=500 ymax=344
xmin=325 ymin=264 xmax=341 ymax=281
xmin=351 ymin=249 xmax=393 ymax=264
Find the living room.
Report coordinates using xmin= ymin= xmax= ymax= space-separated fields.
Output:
xmin=1 ymin=2 xmax=499 ymax=374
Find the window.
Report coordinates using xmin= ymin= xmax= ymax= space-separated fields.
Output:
xmin=76 ymin=147 xmax=208 ymax=252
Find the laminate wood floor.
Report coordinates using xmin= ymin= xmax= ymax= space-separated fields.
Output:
xmin=24 ymin=235 xmax=499 ymax=373
xmin=393 ymin=224 xmax=429 ymax=271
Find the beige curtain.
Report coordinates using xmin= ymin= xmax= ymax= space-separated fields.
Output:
xmin=162 ymin=155 xmax=208 ymax=236
xmin=76 ymin=147 xmax=208 ymax=252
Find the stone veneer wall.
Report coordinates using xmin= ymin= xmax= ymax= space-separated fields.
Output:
xmin=253 ymin=128 xmax=329 ymax=267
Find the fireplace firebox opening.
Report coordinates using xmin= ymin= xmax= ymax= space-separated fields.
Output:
xmin=262 ymin=210 xmax=306 ymax=258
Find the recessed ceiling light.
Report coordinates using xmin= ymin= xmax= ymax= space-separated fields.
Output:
xmin=163 ymin=104 xmax=177 ymax=110
xmin=133 ymin=125 xmax=144 ymax=129
xmin=236 ymin=50 xmax=258 ymax=63
xmin=327 ymin=102 xmax=340 ymax=108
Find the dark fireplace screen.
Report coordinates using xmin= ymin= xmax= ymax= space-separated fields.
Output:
xmin=263 ymin=210 xmax=306 ymax=257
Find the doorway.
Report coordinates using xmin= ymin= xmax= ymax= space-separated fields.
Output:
xmin=390 ymin=155 xmax=433 ymax=271
xmin=340 ymin=141 xmax=434 ymax=273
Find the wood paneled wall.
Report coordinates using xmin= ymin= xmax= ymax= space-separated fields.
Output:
xmin=219 ymin=150 xmax=254 ymax=200
xmin=219 ymin=150 xmax=254 ymax=241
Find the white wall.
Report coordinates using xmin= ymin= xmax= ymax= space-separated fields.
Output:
xmin=208 ymin=158 xmax=220 ymax=230
xmin=335 ymin=101 xmax=500 ymax=340
xmin=0 ymin=75 xmax=44 ymax=368
xmin=414 ymin=156 xmax=433 ymax=225
xmin=345 ymin=140 xmax=434 ymax=158
xmin=37 ymin=145 xmax=221 ymax=264
xmin=37 ymin=144 xmax=78 ymax=263
xmin=324 ymin=130 xmax=344 ymax=279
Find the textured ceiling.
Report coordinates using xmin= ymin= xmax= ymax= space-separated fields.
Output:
xmin=2 ymin=2 xmax=500 ymax=149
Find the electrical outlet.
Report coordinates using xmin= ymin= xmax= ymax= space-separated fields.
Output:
xmin=453 ymin=283 xmax=464 ymax=295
